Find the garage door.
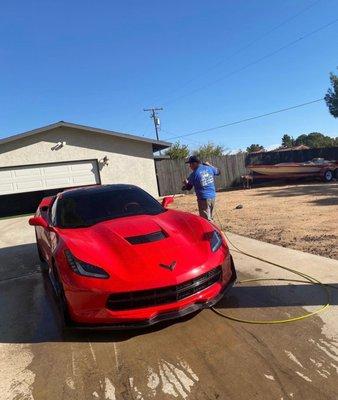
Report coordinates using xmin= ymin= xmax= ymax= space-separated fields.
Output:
xmin=0 ymin=160 xmax=100 ymax=195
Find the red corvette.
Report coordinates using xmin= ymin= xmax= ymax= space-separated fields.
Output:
xmin=29 ymin=184 xmax=236 ymax=329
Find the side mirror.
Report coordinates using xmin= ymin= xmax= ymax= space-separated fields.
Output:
xmin=39 ymin=196 xmax=54 ymax=212
xmin=161 ymin=196 xmax=174 ymax=208
xmin=29 ymin=216 xmax=49 ymax=229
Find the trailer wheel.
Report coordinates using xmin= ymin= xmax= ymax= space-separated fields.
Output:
xmin=323 ymin=170 xmax=333 ymax=182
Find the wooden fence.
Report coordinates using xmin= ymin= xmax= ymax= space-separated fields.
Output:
xmin=155 ymin=153 xmax=247 ymax=196
xmin=155 ymin=146 xmax=338 ymax=196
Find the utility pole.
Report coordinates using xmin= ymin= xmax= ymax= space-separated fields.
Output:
xmin=143 ymin=107 xmax=163 ymax=141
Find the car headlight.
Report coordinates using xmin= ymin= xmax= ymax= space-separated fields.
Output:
xmin=210 ymin=230 xmax=223 ymax=252
xmin=64 ymin=250 xmax=109 ymax=279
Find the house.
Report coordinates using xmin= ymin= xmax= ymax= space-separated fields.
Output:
xmin=0 ymin=121 xmax=171 ymax=217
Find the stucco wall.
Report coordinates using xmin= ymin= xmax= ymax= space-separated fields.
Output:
xmin=0 ymin=127 xmax=159 ymax=197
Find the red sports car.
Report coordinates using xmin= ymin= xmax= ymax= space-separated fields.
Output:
xmin=29 ymin=184 xmax=236 ymax=329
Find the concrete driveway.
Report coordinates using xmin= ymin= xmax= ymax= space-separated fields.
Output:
xmin=0 ymin=216 xmax=337 ymax=400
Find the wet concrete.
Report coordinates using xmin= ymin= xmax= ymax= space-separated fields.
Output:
xmin=0 ymin=216 xmax=338 ymax=400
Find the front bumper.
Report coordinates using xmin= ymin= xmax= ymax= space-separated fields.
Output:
xmin=66 ymin=256 xmax=237 ymax=330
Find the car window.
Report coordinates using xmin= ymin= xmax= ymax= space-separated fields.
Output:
xmin=56 ymin=187 xmax=165 ymax=228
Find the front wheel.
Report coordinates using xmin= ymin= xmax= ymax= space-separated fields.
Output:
xmin=323 ymin=170 xmax=333 ymax=182
xmin=35 ymin=233 xmax=46 ymax=263
xmin=35 ymin=234 xmax=50 ymax=274
xmin=51 ymin=264 xmax=72 ymax=329
xmin=37 ymin=242 xmax=45 ymax=262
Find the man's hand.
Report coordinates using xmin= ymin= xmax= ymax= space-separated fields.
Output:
xmin=182 ymin=179 xmax=192 ymax=191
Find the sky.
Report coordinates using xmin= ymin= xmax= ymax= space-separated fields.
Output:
xmin=0 ymin=0 xmax=337 ymax=152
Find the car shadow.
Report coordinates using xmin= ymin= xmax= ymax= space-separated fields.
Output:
xmin=0 ymin=243 xmax=198 ymax=344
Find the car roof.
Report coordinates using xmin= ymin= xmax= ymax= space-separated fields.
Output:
xmin=59 ymin=184 xmax=139 ymax=198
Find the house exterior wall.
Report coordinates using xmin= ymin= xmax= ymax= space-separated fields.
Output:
xmin=0 ymin=127 xmax=159 ymax=197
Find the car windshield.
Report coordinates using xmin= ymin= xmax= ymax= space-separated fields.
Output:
xmin=56 ymin=186 xmax=165 ymax=228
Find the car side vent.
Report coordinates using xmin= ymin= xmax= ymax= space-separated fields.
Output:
xmin=126 ymin=231 xmax=166 ymax=244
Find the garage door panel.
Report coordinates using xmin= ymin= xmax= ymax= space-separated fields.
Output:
xmin=71 ymin=175 xmax=96 ymax=185
xmin=14 ymin=168 xmax=42 ymax=178
xmin=44 ymin=177 xmax=72 ymax=187
xmin=0 ymin=160 xmax=99 ymax=195
xmin=16 ymin=180 xmax=45 ymax=191
xmin=42 ymin=164 xmax=70 ymax=176
xmin=0 ymin=182 xmax=15 ymax=193
xmin=0 ymin=170 xmax=13 ymax=180
xmin=70 ymin=163 xmax=95 ymax=172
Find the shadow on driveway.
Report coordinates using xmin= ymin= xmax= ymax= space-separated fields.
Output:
xmin=215 ymin=282 xmax=338 ymax=309
xmin=0 ymin=243 xmax=196 ymax=344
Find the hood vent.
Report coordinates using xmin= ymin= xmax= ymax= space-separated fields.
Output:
xmin=126 ymin=230 xmax=166 ymax=245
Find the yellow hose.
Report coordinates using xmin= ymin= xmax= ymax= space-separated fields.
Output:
xmin=210 ymin=211 xmax=331 ymax=324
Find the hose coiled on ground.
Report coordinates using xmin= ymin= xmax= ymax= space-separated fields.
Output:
xmin=211 ymin=210 xmax=332 ymax=324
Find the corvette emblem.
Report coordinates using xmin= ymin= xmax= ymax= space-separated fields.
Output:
xmin=159 ymin=261 xmax=176 ymax=271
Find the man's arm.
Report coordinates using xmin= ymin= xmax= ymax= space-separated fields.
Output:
xmin=203 ymin=161 xmax=220 ymax=176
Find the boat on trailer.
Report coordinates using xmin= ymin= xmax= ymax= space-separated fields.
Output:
xmin=247 ymin=158 xmax=338 ymax=182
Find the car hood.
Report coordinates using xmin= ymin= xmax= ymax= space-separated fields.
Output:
xmin=58 ymin=210 xmax=228 ymax=290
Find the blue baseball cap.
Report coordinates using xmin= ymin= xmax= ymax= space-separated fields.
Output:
xmin=185 ymin=155 xmax=201 ymax=164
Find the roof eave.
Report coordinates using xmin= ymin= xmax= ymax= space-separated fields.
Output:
xmin=0 ymin=121 xmax=172 ymax=152
xmin=152 ymin=142 xmax=171 ymax=152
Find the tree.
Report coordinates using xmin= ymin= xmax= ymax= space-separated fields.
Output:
xmin=294 ymin=132 xmax=337 ymax=148
xmin=325 ymin=70 xmax=338 ymax=118
xmin=281 ymin=134 xmax=295 ymax=148
xmin=165 ymin=141 xmax=190 ymax=159
xmin=193 ymin=142 xmax=224 ymax=159
xmin=246 ymin=144 xmax=265 ymax=153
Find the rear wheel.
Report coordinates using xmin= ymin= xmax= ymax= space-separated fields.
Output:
xmin=323 ymin=170 xmax=333 ymax=182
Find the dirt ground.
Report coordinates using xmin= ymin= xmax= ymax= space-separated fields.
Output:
xmin=172 ymin=182 xmax=338 ymax=260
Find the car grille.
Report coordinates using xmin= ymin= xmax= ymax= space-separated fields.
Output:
xmin=106 ymin=266 xmax=222 ymax=311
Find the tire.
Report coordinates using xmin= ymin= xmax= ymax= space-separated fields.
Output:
xmin=323 ymin=170 xmax=333 ymax=182
xmin=35 ymin=232 xmax=46 ymax=263
xmin=35 ymin=234 xmax=50 ymax=274
xmin=334 ymin=169 xmax=338 ymax=180
xmin=36 ymin=242 xmax=45 ymax=262
xmin=51 ymin=264 xmax=72 ymax=329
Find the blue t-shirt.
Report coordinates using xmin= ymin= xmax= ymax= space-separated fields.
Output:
xmin=187 ymin=165 xmax=220 ymax=200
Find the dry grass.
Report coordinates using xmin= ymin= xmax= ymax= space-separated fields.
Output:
xmin=172 ymin=182 xmax=338 ymax=260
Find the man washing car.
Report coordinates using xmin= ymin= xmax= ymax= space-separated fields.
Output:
xmin=182 ymin=155 xmax=220 ymax=221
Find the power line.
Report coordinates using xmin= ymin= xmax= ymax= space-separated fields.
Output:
xmin=120 ymin=1 xmax=323 ymax=133
xmin=161 ymin=129 xmax=204 ymax=146
xmin=163 ymin=17 xmax=338 ymax=106
xmin=165 ymin=98 xmax=324 ymax=140
xmin=157 ymin=0 xmax=322 ymax=104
